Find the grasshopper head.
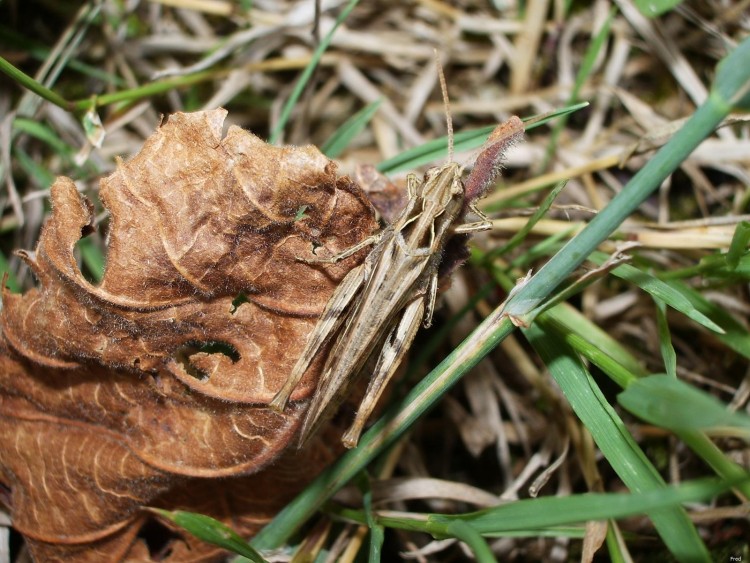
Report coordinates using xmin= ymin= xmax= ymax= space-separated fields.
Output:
xmin=422 ymin=162 xmax=464 ymax=212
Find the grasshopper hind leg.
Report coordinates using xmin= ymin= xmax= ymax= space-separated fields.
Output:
xmin=341 ymin=296 xmax=426 ymax=448
xmin=270 ymin=263 xmax=366 ymax=411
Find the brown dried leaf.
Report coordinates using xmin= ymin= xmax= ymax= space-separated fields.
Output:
xmin=0 ymin=109 xmax=378 ymax=561
xmin=354 ymin=164 xmax=408 ymax=224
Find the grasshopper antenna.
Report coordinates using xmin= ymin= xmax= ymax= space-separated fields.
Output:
xmin=434 ymin=50 xmax=453 ymax=162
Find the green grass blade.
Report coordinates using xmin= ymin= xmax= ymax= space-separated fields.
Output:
xmin=150 ymin=509 xmax=267 ymax=562
xmin=14 ymin=147 xmax=55 ymax=188
xmin=368 ymin=525 xmax=385 ymax=563
xmin=534 ymin=303 xmax=750 ymax=500
xmin=666 ymin=280 xmax=750 ymax=359
xmin=714 ymin=35 xmax=750 ymax=109
xmin=321 ymin=98 xmax=382 ymax=158
xmin=726 ymin=221 xmax=750 ymax=270
xmin=654 ymin=298 xmax=677 ymax=378
xmin=678 ymin=430 xmax=750 ymax=498
xmin=542 ymin=7 xmax=616 ymax=169
xmin=633 ymin=0 xmax=683 ymax=17
xmin=378 ymin=104 xmax=587 ymax=175
xmin=587 ymin=254 xmax=724 ymax=334
xmin=13 ymin=118 xmax=75 ymax=157
xmin=76 ymin=237 xmax=105 ymax=282
xmin=523 ymin=323 xmax=711 ymax=562
xmin=444 ymin=520 xmax=496 ymax=563
xmin=504 ymin=37 xmax=750 ymax=322
xmin=0 ymin=25 xmax=126 ymax=87
xmin=0 ymin=251 xmax=21 ymax=293
xmin=0 ymin=55 xmax=72 ymax=110
xmin=377 ymin=125 xmax=497 ymax=174
xmin=619 ymin=374 xmax=750 ymax=435
xmin=484 ymin=181 xmax=567 ymax=260
xmin=487 ymin=263 xmax=646 ymax=387
xmin=728 ymin=252 xmax=750 ymax=279
xmin=268 ymin=0 xmax=360 ymax=144
xmin=431 ymin=478 xmax=734 ymax=534
xmin=604 ymin=523 xmax=631 ymax=563
xmin=536 ymin=303 xmax=645 ymax=387
xmin=331 ymin=477 xmax=739 ymax=549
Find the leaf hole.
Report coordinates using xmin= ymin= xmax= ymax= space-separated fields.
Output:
xmin=137 ymin=516 xmax=182 ymax=560
xmin=174 ymin=340 xmax=240 ymax=381
xmin=73 ymin=234 xmax=106 ymax=284
xmin=230 ymin=292 xmax=250 ymax=314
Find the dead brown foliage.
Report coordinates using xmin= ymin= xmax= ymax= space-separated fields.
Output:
xmin=0 ymin=109 xmax=378 ymax=561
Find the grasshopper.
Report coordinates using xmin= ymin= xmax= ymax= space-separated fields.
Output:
xmin=271 ymin=66 xmax=524 ymax=448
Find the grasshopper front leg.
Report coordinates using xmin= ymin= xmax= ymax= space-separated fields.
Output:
xmin=299 ymin=233 xmax=381 ymax=264
xmin=453 ymin=201 xmax=493 ymax=234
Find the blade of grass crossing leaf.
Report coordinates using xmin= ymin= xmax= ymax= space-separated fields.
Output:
xmin=523 ymin=323 xmax=711 ymax=562
xmin=726 ymin=221 xmax=750 ymax=270
xmin=654 ymin=298 xmax=677 ymax=378
xmin=268 ymin=0 xmax=360 ymax=144
xmin=321 ymin=98 xmax=382 ymax=158
xmin=150 ymin=509 xmax=267 ymax=562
